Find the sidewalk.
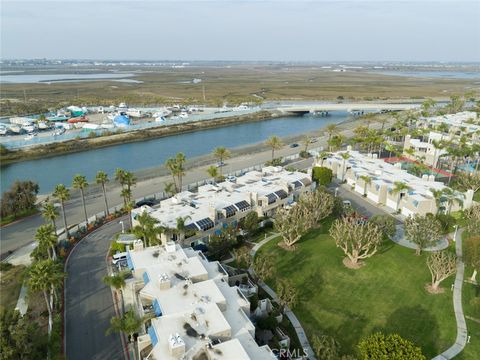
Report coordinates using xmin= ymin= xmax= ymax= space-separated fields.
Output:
xmin=432 ymin=228 xmax=467 ymax=360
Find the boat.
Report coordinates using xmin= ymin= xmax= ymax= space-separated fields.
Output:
xmin=68 ymin=116 xmax=89 ymax=123
xmin=38 ymin=121 xmax=49 ymax=130
xmin=47 ymin=115 xmax=69 ymax=122
xmin=21 ymin=124 xmax=36 ymax=133
xmin=24 ymin=133 xmax=37 ymax=140
xmin=101 ymin=122 xmax=115 ymax=129
xmin=155 ymin=116 xmax=166 ymax=122
xmin=67 ymin=106 xmax=87 ymax=117
xmin=53 ymin=128 xmax=66 ymax=136
xmin=8 ymin=124 xmax=21 ymax=134
xmin=179 ymin=112 xmax=189 ymax=119
xmin=0 ymin=125 xmax=7 ymax=136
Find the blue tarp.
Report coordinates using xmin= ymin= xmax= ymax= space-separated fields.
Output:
xmin=113 ymin=114 xmax=130 ymax=126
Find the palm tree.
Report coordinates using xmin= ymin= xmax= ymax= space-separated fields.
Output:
xmin=103 ymin=270 xmax=131 ymax=311
xmin=165 ymin=158 xmax=179 ymax=192
xmin=213 ymin=147 xmax=231 ymax=175
xmin=121 ymin=188 xmax=132 ymax=208
xmin=35 ymin=224 xmax=58 ymax=260
xmin=96 ymin=171 xmax=110 ymax=217
xmin=115 ymin=168 xmax=126 ymax=187
xmin=123 ymin=171 xmax=137 ymax=192
xmin=164 ymin=182 xmax=176 ymax=197
xmin=325 ymin=124 xmax=337 ymax=142
xmin=391 ymin=181 xmax=411 ymax=211
xmin=42 ymin=200 xmax=59 ymax=234
xmin=206 ymin=165 xmax=219 ymax=180
xmin=174 ymin=152 xmax=186 ymax=191
xmin=107 ymin=308 xmax=150 ymax=344
xmin=441 ymin=188 xmax=464 ymax=214
xmin=359 ymin=175 xmax=372 ymax=196
xmin=265 ymin=135 xmax=282 ymax=161
xmin=125 ymin=201 xmax=134 ymax=229
xmin=53 ymin=184 xmax=70 ymax=238
xmin=132 ymin=212 xmax=163 ymax=247
xmin=72 ymin=174 xmax=89 ymax=225
xmin=429 ymin=188 xmax=444 ymax=214
xmin=27 ymin=259 xmax=64 ymax=334
xmin=340 ymin=152 xmax=350 ymax=181
xmin=317 ymin=151 xmax=331 ymax=167
xmin=302 ymin=135 xmax=311 ymax=153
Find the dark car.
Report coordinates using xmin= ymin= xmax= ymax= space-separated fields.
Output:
xmin=290 ymin=143 xmax=299 ymax=148
xmin=135 ymin=199 xmax=155 ymax=208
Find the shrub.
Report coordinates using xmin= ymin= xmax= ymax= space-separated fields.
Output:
xmin=256 ymin=315 xmax=278 ymax=331
xmin=312 ymin=167 xmax=333 ymax=186
xmin=110 ymin=241 xmax=127 ymax=256
xmin=299 ymin=150 xmax=310 ymax=159
xmin=0 ymin=262 xmax=13 ymax=271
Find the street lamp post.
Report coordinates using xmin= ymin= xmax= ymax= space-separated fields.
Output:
xmin=119 ymin=221 xmax=125 ymax=234
xmin=453 ymin=224 xmax=459 ymax=242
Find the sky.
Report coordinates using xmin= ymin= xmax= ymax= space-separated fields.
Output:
xmin=1 ymin=0 xmax=479 ymax=62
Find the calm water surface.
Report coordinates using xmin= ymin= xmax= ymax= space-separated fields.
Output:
xmin=1 ymin=113 xmax=350 ymax=193
xmin=0 ymin=73 xmax=135 ymax=83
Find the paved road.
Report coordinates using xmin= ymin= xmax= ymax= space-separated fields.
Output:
xmin=65 ymin=217 xmax=127 ymax=360
xmin=1 ymin=117 xmax=388 ymax=258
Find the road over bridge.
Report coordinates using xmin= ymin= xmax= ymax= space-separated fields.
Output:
xmin=276 ymin=102 xmax=420 ymax=115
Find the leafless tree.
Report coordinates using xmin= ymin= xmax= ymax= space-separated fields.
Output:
xmin=329 ymin=216 xmax=383 ymax=268
xmin=274 ymin=205 xmax=309 ymax=250
xmin=465 ymin=204 xmax=480 ymax=235
xmin=299 ymin=190 xmax=334 ymax=228
xmin=277 ymin=279 xmax=298 ymax=310
xmin=404 ymin=215 xmax=443 ymax=255
xmin=427 ymin=251 xmax=457 ymax=292
xmin=464 ymin=236 xmax=480 ymax=282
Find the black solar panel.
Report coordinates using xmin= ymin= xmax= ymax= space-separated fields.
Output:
xmin=266 ymin=193 xmax=277 ymax=205
xmin=196 ymin=218 xmax=215 ymax=231
xmin=235 ymin=200 xmax=250 ymax=211
xmin=185 ymin=223 xmax=199 ymax=231
xmin=224 ymin=205 xmax=237 ymax=218
xmin=275 ymin=190 xmax=288 ymax=199
xmin=293 ymin=180 xmax=303 ymax=189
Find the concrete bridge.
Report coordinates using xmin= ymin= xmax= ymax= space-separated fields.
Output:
xmin=275 ymin=102 xmax=420 ymax=116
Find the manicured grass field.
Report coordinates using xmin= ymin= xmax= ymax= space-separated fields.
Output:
xmin=256 ymin=220 xmax=457 ymax=358
xmin=0 ymin=265 xmax=26 ymax=313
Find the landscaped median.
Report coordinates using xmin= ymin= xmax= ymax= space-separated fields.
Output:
xmin=254 ymin=217 xmax=458 ymax=358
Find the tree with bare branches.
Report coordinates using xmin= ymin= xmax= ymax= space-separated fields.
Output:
xmin=274 ymin=205 xmax=309 ymax=250
xmin=329 ymin=216 xmax=383 ymax=268
xmin=299 ymin=189 xmax=334 ymax=229
xmin=404 ymin=215 xmax=443 ymax=255
xmin=426 ymin=250 xmax=457 ymax=293
xmin=465 ymin=204 xmax=480 ymax=235
xmin=464 ymin=236 xmax=480 ymax=282
xmin=277 ymin=279 xmax=299 ymax=310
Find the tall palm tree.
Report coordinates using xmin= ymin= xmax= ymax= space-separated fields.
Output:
xmin=265 ymin=135 xmax=282 ymax=161
xmin=175 ymin=152 xmax=186 ymax=191
xmin=165 ymin=158 xmax=179 ymax=192
xmin=96 ymin=171 xmax=110 ymax=217
xmin=53 ymin=184 xmax=70 ymax=238
xmin=106 ymin=308 xmax=150 ymax=344
xmin=35 ymin=224 xmax=58 ymax=260
xmin=163 ymin=182 xmax=176 ymax=197
xmin=115 ymin=168 xmax=126 ymax=187
xmin=123 ymin=171 xmax=137 ymax=192
xmin=72 ymin=174 xmax=89 ymax=225
xmin=359 ymin=175 xmax=372 ymax=196
xmin=302 ymin=135 xmax=311 ymax=153
xmin=206 ymin=165 xmax=219 ymax=180
xmin=429 ymin=188 xmax=444 ymax=214
xmin=125 ymin=201 xmax=134 ymax=229
xmin=42 ymin=200 xmax=59 ymax=234
xmin=27 ymin=259 xmax=64 ymax=334
xmin=132 ymin=212 xmax=163 ymax=247
xmin=340 ymin=152 xmax=350 ymax=181
xmin=213 ymin=147 xmax=231 ymax=175
xmin=392 ymin=181 xmax=411 ymax=211
xmin=121 ymin=188 xmax=132 ymax=208
xmin=325 ymin=124 xmax=337 ymax=142
xmin=103 ymin=270 xmax=130 ymax=311
xmin=317 ymin=151 xmax=331 ymax=167
xmin=441 ymin=188 xmax=464 ymax=214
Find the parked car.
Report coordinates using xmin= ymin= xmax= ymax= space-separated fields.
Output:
xmin=226 ymin=175 xmax=237 ymax=182
xmin=216 ymin=161 xmax=226 ymax=168
xmin=290 ymin=143 xmax=299 ymax=148
xmin=135 ymin=199 xmax=155 ymax=208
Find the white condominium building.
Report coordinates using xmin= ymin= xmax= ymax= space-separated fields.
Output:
xmin=126 ymin=242 xmax=274 ymax=360
xmin=131 ymin=166 xmax=313 ymax=248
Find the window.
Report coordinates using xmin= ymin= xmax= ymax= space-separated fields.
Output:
xmin=224 ymin=205 xmax=237 ymax=218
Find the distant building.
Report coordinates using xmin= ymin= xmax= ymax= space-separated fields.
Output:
xmin=317 ymin=150 xmax=473 ymax=216
xmin=126 ymin=242 xmax=274 ymax=360
xmin=131 ymin=167 xmax=313 ymax=248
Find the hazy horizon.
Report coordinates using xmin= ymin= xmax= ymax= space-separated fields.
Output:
xmin=1 ymin=0 xmax=480 ymax=62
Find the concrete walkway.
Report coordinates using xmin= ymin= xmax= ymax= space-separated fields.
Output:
xmin=249 ymin=233 xmax=317 ymax=360
xmin=14 ymin=283 xmax=28 ymax=315
xmin=432 ymin=228 xmax=467 ymax=360
xmin=391 ymin=225 xmax=449 ymax=252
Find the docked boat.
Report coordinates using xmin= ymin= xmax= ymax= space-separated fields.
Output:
xmin=53 ymin=128 xmax=66 ymax=136
xmin=68 ymin=116 xmax=89 ymax=123
xmin=126 ymin=108 xmax=143 ymax=118
xmin=47 ymin=115 xmax=69 ymax=122
xmin=24 ymin=133 xmax=37 ymax=140
xmin=67 ymin=106 xmax=87 ymax=117
xmin=0 ymin=125 xmax=7 ymax=135
xmin=8 ymin=124 xmax=21 ymax=134
xmin=38 ymin=121 xmax=49 ymax=130
xmin=22 ymin=124 xmax=36 ymax=133
xmin=179 ymin=112 xmax=189 ymax=119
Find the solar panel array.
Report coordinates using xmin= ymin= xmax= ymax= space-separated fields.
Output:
xmin=196 ymin=217 xmax=215 ymax=231
xmin=275 ymin=190 xmax=288 ymax=199
xmin=293 ymin=180 xmax=303 ymax=189
xmin=185 ymin=223 xmax=199 ymax=231
xmin=224 ymin=205 xmax=237 ymax=218
xmin=266 ymin=193 xmax=277 ymax=204
xmin=235 ymin=200 xmax=250 ymax=211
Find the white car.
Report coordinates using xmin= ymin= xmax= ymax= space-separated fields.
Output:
xmin=226 ymin=175 xmax=237 ymax=182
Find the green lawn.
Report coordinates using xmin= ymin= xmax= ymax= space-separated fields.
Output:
xmin=0 ymin=265 xmax=26 ymax=313
xmin=256 ymin=221 xmax=457 ymax=358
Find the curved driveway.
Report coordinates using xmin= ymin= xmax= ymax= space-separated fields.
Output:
xmin=65 ymin=217 xmax=127 ymax=360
